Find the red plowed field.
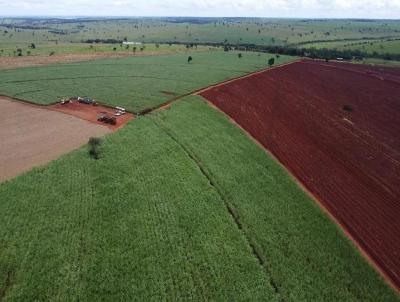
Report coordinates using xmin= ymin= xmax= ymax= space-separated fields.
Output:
xmin=200 ymin=60 xmax=400 ymax=288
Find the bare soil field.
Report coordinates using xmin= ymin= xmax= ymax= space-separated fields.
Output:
xmin=48 ymin=101 xmax=134 ymax=130
xmin=200 ymin=60 xmax=400 ymax=289
xmin=0 ymin=52 xmax=134 ymax=70
xmin=0 ymin=50 xmax=198 ymax=70
xmin=0 ymin=97 xmax=111 ymax=182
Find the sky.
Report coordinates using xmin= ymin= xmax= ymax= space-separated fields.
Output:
xmin=0 ymin=0 xmax=399 ymax=19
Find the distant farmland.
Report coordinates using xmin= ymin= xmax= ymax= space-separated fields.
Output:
xmin=201 ymin=60 xmax=400 ymax=289
xmin=0 ymin=51 xmax=295 ymax=112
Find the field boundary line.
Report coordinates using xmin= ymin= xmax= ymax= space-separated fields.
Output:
xmin=193 ymin=59 xmax=301 ymax=95
xmin=149 ymin=115 xmax=286 ymax=301
xmin=138 ymin=59 xmax=301 ymax=116
xmin=203 ymin=99 xmax=400 ymax=293
xmin=1 ymin=58 xmax=300 ymax=118
xmin=302 ymin=59 xmax=400 ymax=85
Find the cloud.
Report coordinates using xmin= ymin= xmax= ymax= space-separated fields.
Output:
xmin=0 ymin=0 xmax=399 ymax=18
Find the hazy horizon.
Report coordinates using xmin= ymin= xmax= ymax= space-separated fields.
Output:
xmin=1 ymin=16 xmax=400 ymax=20
xmin=0 ymin=0 xmax=399 ymax=19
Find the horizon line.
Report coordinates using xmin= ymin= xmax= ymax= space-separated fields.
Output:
xmin=1 ymin=16 xmax=400 ymax=20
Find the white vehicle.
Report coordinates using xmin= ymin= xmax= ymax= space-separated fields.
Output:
xmin=115 ymin=106 xmax=126 ymax=116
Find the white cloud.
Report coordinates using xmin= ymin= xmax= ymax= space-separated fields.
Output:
xmin=0 ymin=0 xmax=399 ymax=18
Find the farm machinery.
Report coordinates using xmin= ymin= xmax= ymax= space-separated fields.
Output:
xmin=60 ymin=96 xmax=98 ymax=106
xmin=78 ymin=97 xmax=98 ymax=106
xmin=97 ymin=113 xmax=117 ymax=125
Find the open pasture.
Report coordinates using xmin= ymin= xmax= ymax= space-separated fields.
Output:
xmin=300 ymin=38 xmax=400 ymax=56
xmin=200 ymin=60 xmax=400 ymax=289
xmin=2 ymin=18 xmax=400 ymax=48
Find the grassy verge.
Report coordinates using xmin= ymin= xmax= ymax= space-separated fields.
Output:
xmin=0 ymin=51 xmax=296 ymax=112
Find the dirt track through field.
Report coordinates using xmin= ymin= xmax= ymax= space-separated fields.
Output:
xmin=0 ymin=97 xmax=111 ymax=182
xmin=200 ymin=60 xmax=400 ymax=290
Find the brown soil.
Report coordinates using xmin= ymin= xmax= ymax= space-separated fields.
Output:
xmin=205 ymin=100 xmax=400 ymax=292
xmin=0 ymin=49 xmax=207 ymax=70
xmin=0 ymin=96 xmax=111 ymax=182
xmin=200 ymin=60 xmax=400 ymax=291
xmin=195 ymin=60 xmax=301 ymax=95
xmin=0 ymin=52 xmax=132 ymax=70
xmin=48 ymin=101 xmax=134 ymax=130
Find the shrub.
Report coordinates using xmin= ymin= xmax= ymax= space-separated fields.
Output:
xmin=342 ymin=105 xmax=353 ymax=112
xmin=268 ymin=57 xmax=275 ymax=67
xmin=88 ymin=137 xmax=102 ymax=159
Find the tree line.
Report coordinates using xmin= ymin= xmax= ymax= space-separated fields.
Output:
xmin=163 ymin=41 xmax=400 ymax=61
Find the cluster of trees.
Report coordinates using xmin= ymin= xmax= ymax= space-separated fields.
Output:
xmin=85 ymin=38 xmax=122 ymax=44
xmin=169 ymin=41 xmax=400 ymax=61
xmin=257 ymin=45 xmax=400 ymax=61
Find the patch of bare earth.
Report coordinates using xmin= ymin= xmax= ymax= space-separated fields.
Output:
xmin=0 ymin=49 xmax=204 ymax=70
xmin=48 ymin=101 xmax=134 ymax=130
xmin=0 ymin=97 xmax=111 ymax=182
xmin=0 ymin=52 xmax=137 ymax=70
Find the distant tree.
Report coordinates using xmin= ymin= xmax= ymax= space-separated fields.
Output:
xmin=49 ymin=51 xmax=55 ymax=56
xmin=187 ymin=56 xmax=193 ymax=63
xmin=238 ymin=53 xmax=242 ymax=58
xmin=155 ymin=44 xmax=160 ymax=48
xmin=224 ymin=45 xmax=229 ymax=52
xmin=268 ymin=57 xmax=275 ymax=67
xmin=30 ymin=43 xmax=36 ymax=49
xmin=133 ymin=46 xmax=137 ymax=53
xmin=27 ymin=50 xmax=31 ymax=56
xmin=113 ymin=47 xmax=117 ymax=51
